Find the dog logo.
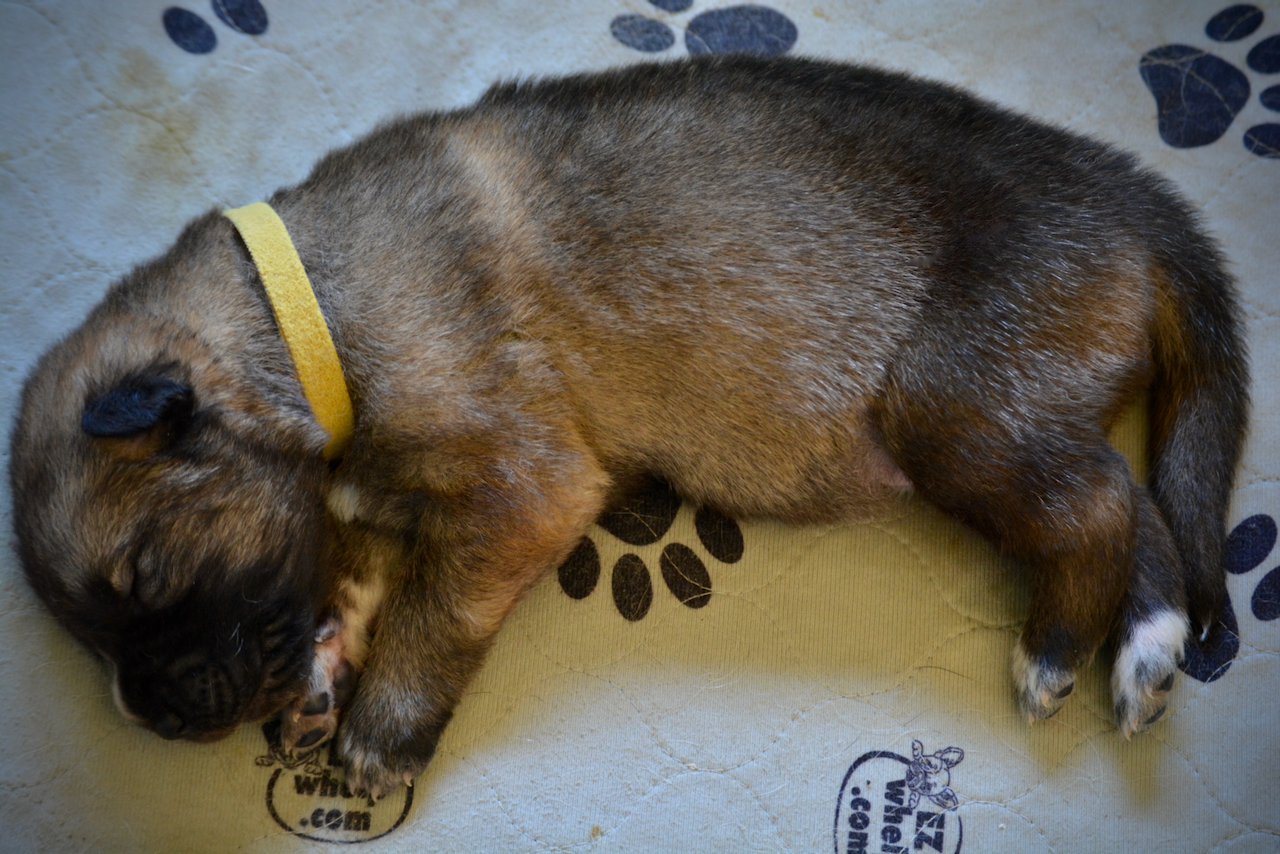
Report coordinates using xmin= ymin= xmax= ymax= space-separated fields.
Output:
xmin=256 ymin=720 xmax=414 ymax=843
xmin=834 ymin=739 xmax=965 ymax=854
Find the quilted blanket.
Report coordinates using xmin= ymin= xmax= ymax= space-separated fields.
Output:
xmin=1 ymin=1 xmax=1276 ymax=851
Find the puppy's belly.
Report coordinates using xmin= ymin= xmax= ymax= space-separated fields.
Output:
xmin=637 ymin=418 xmax=913 ymax=524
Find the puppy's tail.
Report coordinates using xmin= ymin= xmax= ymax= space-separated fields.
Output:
xmin=1147 ymin=211 xmax=1249 ymax=640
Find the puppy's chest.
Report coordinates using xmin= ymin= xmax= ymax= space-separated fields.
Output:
xmin=326 ymin=478 xmax=428 ymax=533
xmin=326 ymin=482 xmax=367 ymax=526
xmin=324 ymin=482 xmax=419 ymax=583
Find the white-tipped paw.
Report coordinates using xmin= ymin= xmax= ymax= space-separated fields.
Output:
xmin=1112 ymin=610 xmax=1188 ymax=737
xmin=1012 ymin=641 xmax=1077 ymax=722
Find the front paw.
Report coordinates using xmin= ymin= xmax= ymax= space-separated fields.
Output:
xmin=337 ymin=698 xmax=450 ymax=800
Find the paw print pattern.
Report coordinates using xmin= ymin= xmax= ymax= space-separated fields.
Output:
xmin=611 ymin=2 xmax=797 ymax=57
xmin=557 ymin=480 xmax=744 ymax=621
xmin=1180 ymin=513 xmax=1278 ymax=682
xmin=1139 ymin=4 xmax=1280 ymax=158
xmin=1226 ymin=514 xmax=1280 ymax=620
xmin=164 ymin=0 xmax=268 ymax=55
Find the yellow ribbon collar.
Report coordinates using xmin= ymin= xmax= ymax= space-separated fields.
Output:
xmin=225 ymin=202 xmax=354 ymax=460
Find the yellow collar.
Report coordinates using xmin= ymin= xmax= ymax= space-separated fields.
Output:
xmin=225 ymin=202 xmax=354 ymax=460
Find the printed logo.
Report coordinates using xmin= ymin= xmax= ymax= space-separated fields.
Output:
xmin=833 ymin=740 xmax=965 ymax=854
xmin=256 ymin=721 xmax=413 ymax=844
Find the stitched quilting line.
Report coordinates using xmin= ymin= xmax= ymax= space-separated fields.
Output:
xmin=449 ymin=668 xmax=800 ymax=852
xmin=446 ymin=670 xmax=686 ymax=851
xmin=1004 ymin=736 xmax=1248 ymax=849
xmin=5 ymin=3 xmax=1274 ymax=850
xmin=4 ymin=2 xmax=109 ymax=164
xmin=1164 ymin=650 xmax=1280 ymax=832
xmin=445 ymin=750 xmax=553 ymax=851
xmin=229 ymin=40 xmax=344 ymax=141
xmin=501 ymin=589 xmax=884 ymax=799
xmin=939 ymin=798 xmax=1055 ymax=850
xmin=512 ymin=513 xmax=1136 ymax=799
xmin=864 ymin=514 xmax=1024 ymax=629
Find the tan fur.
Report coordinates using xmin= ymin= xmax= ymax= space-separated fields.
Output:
xmin=10 ymin=57 xmax=1247 ymax=796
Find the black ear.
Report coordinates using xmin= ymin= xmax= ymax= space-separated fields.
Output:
xmin=82 ymin=375 xmax=194 ymax=439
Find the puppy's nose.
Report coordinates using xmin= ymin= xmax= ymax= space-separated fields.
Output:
xmin=151 ymin=712 xmax=188 ymax=740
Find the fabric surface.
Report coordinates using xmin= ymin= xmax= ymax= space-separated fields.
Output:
xmin=1 ymin=1 xmax=1277 ymax=851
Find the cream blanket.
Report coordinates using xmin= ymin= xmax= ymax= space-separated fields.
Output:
xmin=1 ymin=1 xmax=1276 ymax=850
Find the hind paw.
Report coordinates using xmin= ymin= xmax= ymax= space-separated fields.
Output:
xmin=1012 ymin=641 xmax=1077 ymax=722
xmin=1112 ymin=610 xmax=1188 ymax=737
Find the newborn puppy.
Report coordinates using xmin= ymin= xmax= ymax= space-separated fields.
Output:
xmin=9 ymin=56 xmax=1248 ymax=797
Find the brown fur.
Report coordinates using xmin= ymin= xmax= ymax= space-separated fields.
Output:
xmin=10 ymin=56 xmax=1247 ymax=795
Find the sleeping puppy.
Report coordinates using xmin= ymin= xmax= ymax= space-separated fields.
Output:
xmin=9 ymin=56 xmax=1248 ymax=797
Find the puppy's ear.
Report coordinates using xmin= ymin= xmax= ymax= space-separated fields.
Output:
xmin=82 ymin=374 xmax=194 ymax=457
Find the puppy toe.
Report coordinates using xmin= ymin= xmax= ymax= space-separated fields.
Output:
xmin=1112 ymin=609 xmax=1188 ymax=737
xmin=300 ymin=691 xmax=333 ymax=717
xmin=1012 ymin=640 xmax=1077 ymax=722
xmin=294 ymin=725 xmax=331 ymax=751
xmin=1115 ymin=687 xmax=1171 ymax=739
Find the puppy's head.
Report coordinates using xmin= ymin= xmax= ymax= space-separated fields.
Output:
xmin=10 ymin=215 xmax=333 ymax=741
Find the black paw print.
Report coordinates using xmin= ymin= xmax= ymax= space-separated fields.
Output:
xmin=558 ymin=480 xmax=744 ymax=621
xmin=611 ymin=2 xmax=797 ymax=57
xmin=163 ymin=1 xmax=268 ymax=55
xmin=1139 ymin=4 xmax=1280 ymax=158
xmin=1181 ymin=513 xmax=1279 ymax=682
